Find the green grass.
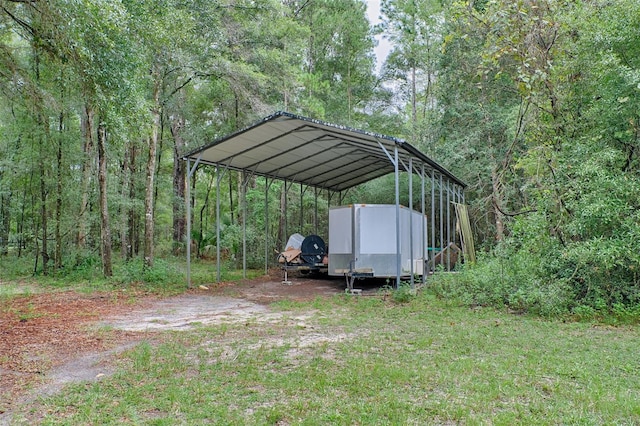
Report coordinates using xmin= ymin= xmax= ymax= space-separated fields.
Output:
xmin=0 ymin=282 xmax=33 ymax=299
xmin=0 ymin=255 xmax=264 ymax=297
xmin=15 ymin=291 xmax=640 ymax=425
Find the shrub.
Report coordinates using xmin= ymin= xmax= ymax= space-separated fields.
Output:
xmin=429 ymin=201 xmax=640 ymax=320
xmin=391 ymin=282 xmax=417 ymax=304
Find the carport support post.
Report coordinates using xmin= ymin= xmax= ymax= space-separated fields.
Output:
xmin=242 ymin=179 xmax=246 ymax=279
xmin=216 ymin=167 xmax=226 ymax=283
xmin=409 ymin=157 xmax=414 ymax=288
xmin=439 ymin=173 xmax=444 ymax=263
xmin=377 ymin=138 xmax=400 ymax=284
xmin=186 ymin=159 xmax=192 ymax=288
xmin=186 ymin=155 xmax=201 ymax=288
xmin=187 ymin=158 xmax=191 ymax=288
xmin=314 ymin=187 xmax=318 ymax=235
xmin=431 ymin=169 xmax=436 ymax=273
xmin=216 ymin=170 xmax=220 ymax=282
xmin=446 ymin=179 xmax=451 ymax=272
xmin=284 ymin=180 xmax=288 ymax=249
xmin=454 ymin=185 xmax=460 ymax=243
xmin=394 ymin=146 xmax=401 ymax=287
xmin=421 ymin=164 xmax=426 ymax=285
xmin=264 ymin=178 xmax=271 ymax=275
xmin=241 ymin=173 xmax=251 ymax=279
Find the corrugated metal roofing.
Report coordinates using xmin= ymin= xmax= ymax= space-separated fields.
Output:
xmin=183 ymin=111 xmax=465 ymax=192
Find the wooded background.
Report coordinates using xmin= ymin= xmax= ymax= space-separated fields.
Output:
xmin=0 ymin=0 xmax=638 ymax=314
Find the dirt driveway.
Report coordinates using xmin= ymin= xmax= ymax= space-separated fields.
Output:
xmin=0 ymin=272 xmax=378 ymax=421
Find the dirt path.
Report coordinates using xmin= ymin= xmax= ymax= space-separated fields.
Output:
xmin=0 ymin=272 xmax=370 ymax=422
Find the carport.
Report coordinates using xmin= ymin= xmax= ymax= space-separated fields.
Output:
xmin=182 ymin=111 xmax=467 ymax=288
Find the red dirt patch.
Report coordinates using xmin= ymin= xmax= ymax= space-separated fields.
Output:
xmin=0 ymin=290 xmax=152 ymax=414
xmin=213 ymin=271 xmax=349 ymax=303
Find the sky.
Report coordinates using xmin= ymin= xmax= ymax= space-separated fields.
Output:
xmin=365 ymin=0 xmax=391 ymax=73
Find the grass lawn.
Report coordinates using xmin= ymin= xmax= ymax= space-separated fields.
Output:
xmin=18 ymin=292 xmax=640 ymax=425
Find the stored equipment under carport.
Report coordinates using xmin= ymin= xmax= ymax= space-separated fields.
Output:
xmin=328 ymin=204 xmax=427 ymax=288
xmin=278 ymin=233 xmax=328 ymax=275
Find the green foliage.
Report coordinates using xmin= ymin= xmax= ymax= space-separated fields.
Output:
xmin=572 ymin=302 xmax=640 ymax=325
xmin=294 ymin=0 xmax=377 ymax=123
xmin=391 ymin=282 xmax=417 ymax=304
xmin=55 ymin=251 xmax=104 ymax=282
xmin=430 ymin=249 xmax=573 ymax=317
xmin=430 ymin=204 xmax=640 ymax=319
xmin=112 ymin=258 xmax=184 ymax=292
xmin=422 ymin=0 xmax=640 ymax=319
xmin=0 ymin=256 xmax=33 ymax=280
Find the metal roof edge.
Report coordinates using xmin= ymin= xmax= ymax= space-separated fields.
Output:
xmin=275 ymin=111 xmax=406 ymax=144
xmin=182 ymin=111 xmax=286 ymax=160
xmin=181 ymin=111 xmax=408 ymax=160
xmin=181 ymin=110 xmax=466 ymax=188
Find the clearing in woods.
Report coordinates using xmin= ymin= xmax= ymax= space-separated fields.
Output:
xmin=0 ymin=272 xmax=359 ymax=421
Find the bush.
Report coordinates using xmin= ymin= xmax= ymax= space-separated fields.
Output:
xmin=429 ymin=246 xmax=574 ymax=317
xmin=428 ymin=202 xmax=640 ymax=320
xmin=391 ymin=282 xmax=417 ymax=304
xmin=112 ymin=258 xmax=185 ymax=293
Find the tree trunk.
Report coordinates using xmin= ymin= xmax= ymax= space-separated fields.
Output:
xmin=55 ymin=110 xmax=63 ymax=271
xmin=77 ymin=103 xmax=95 ymax=249
xmin=127 ymin=143 xmax=138 ymax=258
xmin=199 ymin=172 xmax=215 ymax=257
xmin=491 ymin=168 xmax=505 ymax=242
xmin=143 ymin=79 xmax=161 ymax=269
xmin=0 ymin=169 xmax=8 ymax=256
xmin=347 ymin=60 xmax=352 ymax=123
xmin=97 ymin=119 xmax=112 ymax=277
xmin=153 ymin=114 xmax=164 ymax=219
xmin=40 ymin=149 xmax=48 ymax=275
xmin=411 ymin=65 xmax=417 ymax=127
xmin=171 ymin=115 xmax=186 ymax=253
xmin=119 ymin=141 xmax=131 ymax=259
xmin=18 ymin=182 xmax=27 ymax=258
xmin=37 ymin=109 xmax=50 ymax=275
xmin=190 ymin=169 xmax=198 ymax=257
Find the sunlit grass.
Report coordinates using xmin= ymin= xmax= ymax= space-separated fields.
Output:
xmin=20 ymin=292 xmax=640 ymax=425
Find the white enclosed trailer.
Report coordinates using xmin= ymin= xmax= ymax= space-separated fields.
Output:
xmin=328 ymin=204 xmax=427 ymax=287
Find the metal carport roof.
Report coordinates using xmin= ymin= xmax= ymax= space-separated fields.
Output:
xmin=183 ymin=111 xmax=465 ymax=191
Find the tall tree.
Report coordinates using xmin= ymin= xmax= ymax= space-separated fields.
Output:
xmin=64 ymin=0 xmax=143 ymax=276
xmin=379 ymin=0 xmax=442 ymax=129
xmin=295 ymin=0 xmax=377 ymax=123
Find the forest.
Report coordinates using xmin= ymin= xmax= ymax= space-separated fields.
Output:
xmin=0 ymin=0 xmax=638 ymax=317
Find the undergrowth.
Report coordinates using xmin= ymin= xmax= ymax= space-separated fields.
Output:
xmin=428 ymin=248 xmax=640 ymax=324
xmin=0 ymin=254 xmax=263 ymax=296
